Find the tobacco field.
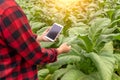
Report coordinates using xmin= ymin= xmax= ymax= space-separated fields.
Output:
xmin=16 ymin=0 xmax=120 ymax=80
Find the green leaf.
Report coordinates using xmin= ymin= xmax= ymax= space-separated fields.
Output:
xmin=60 ymin=69 xmax=101 ymax=80
xmin=114 ymin=9 xmax=120 ymax=19
xmin=88 ymin=42 xmax=115 ymax=80
xmin=72 ymin=22 xmax=89 ymax=27
xmin=56 ymin=35 xmax=65 ymax=46
xmin=63 ymin=36 xmax=77 ymax=45
xmin=38 ymin=77 xmax=44 ymax=80
xmin=31 ymin=22 xmax=46 ymax=33
xmin=114 ymin=54 xmax=120 ymax=76
xmin=78 ymin=34 xmax=93 ymax=52
xmin=110 ymin=19 xmax=120 ymax=27
xmin=68 ymin=26 xmax=88 ymax=36
xmin=46 ymin=55 xmax=81 ymax=73
xmin=40 ymin=42 xmax=54 ymax=48
xmin=90 ymin=10 xmax=105 ymax=19
xmin=37 ymin=27 xmax=49 ymax=35
xmin=46 ymin=65 xmax=61 ymax=74
xmin=52 ymin=68 xmax=68 ymax=80
xmin=100 ymin=41 xmax=113 ymax=54
xmin=78 ymin=72 xmax=101 ymax=80
xmin=117 ymin=27 xmax=120 ymax=32
xmin=48 ymin=55 xmax=81 ymax=68
xmin=61 ymin=69 xmax=85 ymax=80
xmin=114 ymin=54 xmax=120 ymax=62
xmin=106 ymin=9 xmax=115 ymax=20
xmin=95 ymin=33 xmax=119 ymax=52
xmin=38 ymin=69 xmax=49 ymax=78
xmin=113 ymin=33 xmax=120 ymax=40
xmin=89 ymin=18 xmax=111 ymax=42
xmin=44 ymin=74 xmax=52 ymax=80
xmin=102 ymin=26 xmax=117 ymax=34
xmin=70 ymin=44 xmax=82 ymax=55
xmin=112 ymin=73 xmax=120 ymax=80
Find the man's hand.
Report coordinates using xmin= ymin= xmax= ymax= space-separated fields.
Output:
xmin=36 ymin=28 xmax=50 ymax=42
xmin=56 ymin=43 xmax=71 ymax=54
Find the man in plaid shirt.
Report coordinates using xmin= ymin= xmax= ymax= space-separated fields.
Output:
xmin=0 ymin=0 xmax=71 ymax=80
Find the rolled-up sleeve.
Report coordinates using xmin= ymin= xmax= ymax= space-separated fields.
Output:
xmin=1 ymin=6 xmax=57 ymax=65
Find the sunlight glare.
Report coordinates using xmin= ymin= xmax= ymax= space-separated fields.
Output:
xmin=57 ymin=0 xmax=80 ymax=5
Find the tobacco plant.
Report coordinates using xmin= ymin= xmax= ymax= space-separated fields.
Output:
xmin=38 ymin=18 xmax=120 ymax=80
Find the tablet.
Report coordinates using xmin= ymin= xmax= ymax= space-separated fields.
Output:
xmin=45 ymin=23 xmax=63 ymax=42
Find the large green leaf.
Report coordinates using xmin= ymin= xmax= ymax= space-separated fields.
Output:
xmin=77 ymin=34 xmax=93 ymax=52
xmin=46 ymin=55 xmax=81 ymax=73
xmin=51 ymin=65 xmax=80 ymax=80
xmin=95 ymin=34 xmax=114 ymax=47
xmin=63 ymin=36 xmax=78 ymax=45
xmin=87 ymin=42 xmax=115 ymax=80
xmin=48 ymin=55 xmax=81 ymax=67
xmin=52 ymin=68 xmax=68 ymax=80
xmin=68 ymin=26 xmax=88 ymax=37
xmin=61 ymin=69 xmax=85 ymax=80
xmin=38 ymin=69 xmax=49 ymax=78
xmin=61 ymin=69 xmax=101 ymax=80
xmin=89 ymin=18 xmax=111 ymax=42
xmin=70 ymin=44 xmax=82 ymax=55
xmin=94 ymin=34 xmax=118 ymax=51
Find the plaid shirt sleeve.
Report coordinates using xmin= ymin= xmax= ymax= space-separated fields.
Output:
xmin=1 ymin=6 xmax=58 ymax=65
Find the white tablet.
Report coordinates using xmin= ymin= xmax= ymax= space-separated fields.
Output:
xmin=45 ymin=23 xmax=63 ymax=42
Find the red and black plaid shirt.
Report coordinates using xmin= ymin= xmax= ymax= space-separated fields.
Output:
xmin=0 ymin=0 xmax=57 ymax=80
